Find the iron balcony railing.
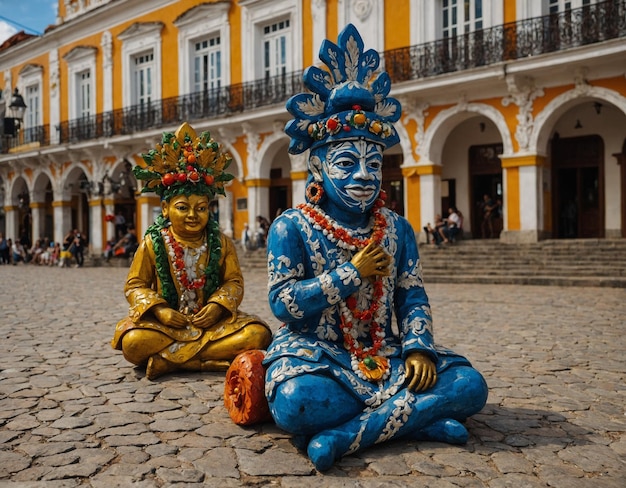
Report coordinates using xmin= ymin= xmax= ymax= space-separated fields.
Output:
xmin=2 ymin=0 xmax=624 ymax=154
xmin=384 ymin=0 xmax=626 ymax=81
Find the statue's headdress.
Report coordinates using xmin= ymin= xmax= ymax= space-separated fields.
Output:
xmin=134 ymin=122 xmax=234 ymax=201
xmin=285 ymin=24 xmax=401 ymax=155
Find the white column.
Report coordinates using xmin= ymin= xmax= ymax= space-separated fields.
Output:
xmin=30 ymin=206 xmax=42 ymax=242
xmin=219 ymin=192 xmax=234 ymax=238
xmin=247 ymin=185 xmax=270 ymax=229
xmin=5 ymin=207 xmax=18 ymax=242
xmin=291 ymin=179 xmax=306 ymax=207
xmin=518 ymin=165 xmax=540 ymax=232
xmin=419 ymin=173 xmax=441 ymax=236
xmin=89 ymin=199 xmax=104 ymax=255
xmin=53 ymin=202 xmax=72 ymax=246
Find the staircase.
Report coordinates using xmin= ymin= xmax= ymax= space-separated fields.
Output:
xmin=418 ymin=239 xmax=626 ymax=288
xmin=237 ymin=239 xmax=626 ymax=288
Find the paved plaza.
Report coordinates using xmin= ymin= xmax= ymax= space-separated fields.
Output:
xmin=0 ymin=262 xmax=625 ymax=487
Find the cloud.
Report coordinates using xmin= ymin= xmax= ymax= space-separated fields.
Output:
xmin=0 ymin=21 xmax=18 ymax=45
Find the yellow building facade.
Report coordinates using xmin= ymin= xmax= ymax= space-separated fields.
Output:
xmin=1 ymin=0 xmax=625 ymax=255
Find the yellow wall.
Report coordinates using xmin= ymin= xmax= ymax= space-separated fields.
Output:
xmin=504 ymin=0 xmax=517 ymax=24
xmin=384 ymin=0 xmax=410 ymax=50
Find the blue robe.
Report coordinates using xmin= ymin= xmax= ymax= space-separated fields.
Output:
xmin=263 ymin=207 xmax=471 ymax=409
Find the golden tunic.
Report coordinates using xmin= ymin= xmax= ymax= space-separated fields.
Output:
xmin=111 ymin=231 xmax=267 ymax=365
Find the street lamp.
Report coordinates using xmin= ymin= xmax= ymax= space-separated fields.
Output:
xmin=5 ymin=87 xmax=27 ymax=138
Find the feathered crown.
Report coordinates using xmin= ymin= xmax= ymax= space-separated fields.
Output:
xmin=134 ymin=122 xmax=234 ymax=200
xmin=285 ymin=24 xmax=401 ymax=155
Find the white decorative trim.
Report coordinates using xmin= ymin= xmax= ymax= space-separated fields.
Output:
xmin=101 ymin=31 xmax=113 ymax=113
xmin=118 ymin=22 xmax=164 ymax=108
xmin=17 ymin=64 xmax=44 ymax=131
xmin=64 ymin=46 xmax=97 ymax=120
xmin=240 ymin=0 xmax=303 ymax=82
xmin=49 ymin=50 xmax=60 ymax=144
xmin=532 ymin=85 xmax=626 ymax=156
xmin=311 ymin=0 xmax=327 ymax=63
xmin=174 ymin=2 xmax=231 ymax=95
xmin=423 ymin=102 xmax=514 ymax=164
xmin=501 ymin=75 xmax=544 ymax=152
xmin=337 ymin=0 xmax=383 ymax=52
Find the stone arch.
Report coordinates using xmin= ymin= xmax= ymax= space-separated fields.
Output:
xmin=394 ymin=119 xmax=414 ymax=165
xmin=532 ymin=85 xmax=626 ymax=156
xmin=61 ymin=163 xmax=92 ymax=201
xmin=423 ymin=102 xmax=514 ymax=164
xmin=32 ymin=169 xmax=55 ymax=203
xmin=255 ymin=128 xmax=291 ymax=179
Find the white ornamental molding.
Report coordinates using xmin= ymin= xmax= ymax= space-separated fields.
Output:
xmin=501 ymin=75 xmax=544 ymax=153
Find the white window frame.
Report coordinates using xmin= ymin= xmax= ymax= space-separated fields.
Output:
xmin=262 ymin=19 xmax=290 ymax=79
xmin=64 ymin=46 xmax=97 ymax=120
xmin=240 ymin=0 xmax=302 ymax=82
xmin=17 ymin=64 xmax=43 ymax=131
xmin=118 ymin=22 xmax=163 ymax=108
xmin=337 ymin=0 xmax=385 ymax=52
xmin=518 ymin=0 xmax=596 ymax=18
xmin=132 ymin=52 xmax=155 ymax=107
xmin=175 ymin=2 xmax=230 ymax=96
xmin=411 ymin=0 xmax=503 ymax=44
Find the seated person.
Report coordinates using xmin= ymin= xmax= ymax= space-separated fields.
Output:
xmin=423 ymin=214 xmax=445 ymax=245
xmin=440 ymin=207 xmax=462 ymax=243
xmin=260 ymin=25 xmax=488 ymax=471
xmin=112 ymin=123 xmax=272 ymax=380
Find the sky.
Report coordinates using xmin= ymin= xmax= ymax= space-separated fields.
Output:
xmin=0 ymin=0 xmax=58 ymax=44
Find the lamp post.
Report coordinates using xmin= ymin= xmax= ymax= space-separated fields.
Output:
xmin=5 ymin=87 xmax=27 ymax=146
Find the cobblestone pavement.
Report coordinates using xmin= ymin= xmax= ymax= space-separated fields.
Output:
xmin=0 ymin=263 xmax=625 ymax=487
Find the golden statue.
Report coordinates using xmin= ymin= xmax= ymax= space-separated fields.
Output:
xmin=111 ymin=122 xmax=272 ymax=380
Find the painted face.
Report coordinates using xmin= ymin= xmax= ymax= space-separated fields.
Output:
xmin=162 ymin=194 xmax=210 ymax=240
xmin=322 ymin=140 xmax=383 ymax=214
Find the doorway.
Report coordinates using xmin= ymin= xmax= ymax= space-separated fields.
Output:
xmin=269 ymin=168 xmax=291 ymax=220
xmin=469 ymin=143 xmax=503 ymax=239
xmin=552 ymin=135 xmax=604 ymax=238
xmin=382 ymin=154 xmax=404 ymax=215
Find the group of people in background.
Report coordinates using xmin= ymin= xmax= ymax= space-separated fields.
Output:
xmin=0 ymin=229 xmax=85 ymax=267
xmin=423 ymin=193 xmax=502 ymax=246
xmin=424 ymin=207 xmax=464 ymax=246
xmin=240 ymin=215 xmax=271 ymax=253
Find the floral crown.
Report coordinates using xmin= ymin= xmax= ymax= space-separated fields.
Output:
xmin=134 ymin=122 xmax=234 ymax=200
xmin=285 ymin=23 xmax=401 ymax=155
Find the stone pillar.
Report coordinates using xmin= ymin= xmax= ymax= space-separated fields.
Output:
xmin=103 ymin=198 xmax=116 ymax=242
xmin=402 ymin=163 xmax=442 ymax=241
xmin=246 ymin=179 xmax=270 ymax=230
xmin=500 ymin=154 xmax=547 ymax=243
xmin=219 ymin=191 xmax=234 ymax=238
xmin=290 ymin=170 xmax=307 ymax=208
xmin=52 ymin=201 xmax=73 ymax=246
xmin=136 ymin=194 xmax=161 ymax=237
xmin=30 ymin=203 xmax=45 ymax=242
xmin=89 ymin=198 xmax=104 ymax=256
xmin=4 ymin=206 xmax=18 ymax=241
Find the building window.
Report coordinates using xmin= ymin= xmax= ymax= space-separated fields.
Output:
xmin=194 ymin=36 xmax=221 ymax=93
xmin=25 ymin=85 xmax=40 ymax=129
xmin=442 ymin=0 xmax=483 ymax=37
xmin=546 ymin=0 xmax=596 ymax=13
xmin=263 ymin=19 xmax=290 ymax=79
xmin=133 ymin=52 xmax=154 ymax=107
xmin=77 ymin=71 xmax=91 ymax=118
xmin=240 ymin=0 xmax=302 ymax=82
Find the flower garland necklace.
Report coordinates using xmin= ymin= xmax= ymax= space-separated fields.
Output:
xmin=298 ymin=195 xmax=390 ymax=382
xmin=161 ymin=226 xmax=208 ymax=314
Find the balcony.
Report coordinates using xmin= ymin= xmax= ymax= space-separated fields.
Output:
xmin=2 ymin=0 xmax=624 ymax=154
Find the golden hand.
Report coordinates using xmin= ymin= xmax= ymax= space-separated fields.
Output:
xmin=350 ymin=241 xmax=391 ymax=279
xmin=153 ymin=304 xmax=189 ymax=328
xmin=405 ymin=351 xmax=437 ymax=392
xmin=191 ymin=302 xmax=225 ymax=329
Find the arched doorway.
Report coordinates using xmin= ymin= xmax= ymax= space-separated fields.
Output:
xmin=469 ymin=143 xmax=503 ymax=239
xmin=551 ymin=134 xmax=604 ymax=238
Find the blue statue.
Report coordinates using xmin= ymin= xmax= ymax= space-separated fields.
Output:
xmin=257 ymin=24 xmax=488 ymax=471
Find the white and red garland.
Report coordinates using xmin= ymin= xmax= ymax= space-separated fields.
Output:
xmin=161 ymin=226 xmax=207 ymax=314
xmin=298 ymin=192 xmax=391 ymax=382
